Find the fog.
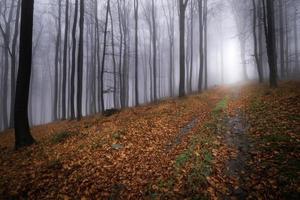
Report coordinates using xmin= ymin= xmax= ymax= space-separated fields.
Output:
xmin=0 ymin=0 xmax=299 ymax=131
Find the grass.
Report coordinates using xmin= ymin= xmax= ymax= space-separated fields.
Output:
xmin=212 ymin=96 xmax=229 ymax=115
xmin=51 ymin=131 xmax=71 ymax=144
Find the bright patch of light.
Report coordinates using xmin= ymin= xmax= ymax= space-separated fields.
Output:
xmin=224 ymin=39 xmax=243 ymax=84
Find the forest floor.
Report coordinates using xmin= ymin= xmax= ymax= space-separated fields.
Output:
xmin=0 ymin=81 xmax=299 ymax=200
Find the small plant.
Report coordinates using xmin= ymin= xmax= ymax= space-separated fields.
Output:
xmin=213 ymin=96 xmax=229 ymax=115
xmin=47 ymin=158 xmax=62 ymax=170
xmin=51 ymin=131 xmax=72 ymax=144
xmin=175 ymin=151 xmax=191 ymax=168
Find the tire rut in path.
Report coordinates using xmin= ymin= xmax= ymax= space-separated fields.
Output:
xmin=222 ymin=87 xmax=251 ymax=199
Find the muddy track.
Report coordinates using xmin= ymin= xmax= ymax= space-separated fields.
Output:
xmin=222 ymin=87 xmax=251 ymax=199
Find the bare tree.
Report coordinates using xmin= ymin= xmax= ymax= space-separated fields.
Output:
xmin=14 ymin=0 xmax=36 ymax=149
xmin=262 ymin=0 xmax=278 ymax=87
xmin=77 ymin=0 xmax=84 ymax=119
xmin=62 ymin=0 xmax=69 ymax=119
xmin=179 ymin=0 xmax=189 ymax=97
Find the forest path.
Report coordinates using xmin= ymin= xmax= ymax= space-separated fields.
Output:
xmin=222 ymin=87 xmax=250 ymax=199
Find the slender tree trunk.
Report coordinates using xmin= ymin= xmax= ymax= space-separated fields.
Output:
xmin=108 ymin=2 xmax=117 ymax=108
xmin=258 ymin=0 xmax=264 ymax=81
xmin=204 ymin=0 xmax=208 ymax=90
xmin=117 ymin=0 xmax=123 ymax=108
xmin=10 ymin=0 xmax=21 ymax=128
xmin=278 ymin=0 xmax=285 ymax=78
xmin=284 ymin=0 xmax=289 ymax=76
xmin=179 ymin=0 xmax=189 ymax=97
xmin=294 ymin=4 xmax=299 ymax=72
xmin=263 ymin=0 xmax=278 ymax=87
xmin=198 ymin=0 xmax=204 ymax=91
xmin=70 ymin=0 xmax=78 ymax=119
xmin=77 ymin=0 xmax=84 ymax=120
xmin=100 ymin=0 xmax=110 ymax=112
xmin=152 ymin=0 xmax=157 ymax=101
xmin=14 ymin=0 xmax=36 ymax=149
xmin=62 ymin=0 xmax=69 ymax=119
xmin=134 ymin=0 xmax=139 ymax=106
xmin=252 ymin=0 xmax=263 ymax=83
xmin=54 ymin=0 xmax=62 ymax=120
xmin=189 ymin=0 xmax=194 ymax=92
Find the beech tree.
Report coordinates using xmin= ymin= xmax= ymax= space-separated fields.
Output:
xmin=14 ymin=0 xmax=36 ymax=149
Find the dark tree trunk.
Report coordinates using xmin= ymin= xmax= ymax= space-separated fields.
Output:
xmin=278 ymin=0 xmax=285 ymax=78
xmin=70 ymin=0 xmax=78 ymax=119
xmin=134 ymin=0 xmax=139 ymax=106
xmin=198 ymin=0 xmax=204 ymax=91
xmin=77 ymin=0 xmax=84 ymax=120
xmin=294 ymin=4 xmax=299 ymax=72
xmin=263 ymin=0 xmax=278 ymax=88
xmin=62 ymin=0 xmax=69 ymax=119
xmin=14 ymin=0 xmax=36 ymax=149
xmin=179 ymin=0 xmax=189 ymax=97
xmin=54 ymin=0 xmax=62 ymax=120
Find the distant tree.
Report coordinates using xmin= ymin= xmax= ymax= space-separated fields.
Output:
xmin=262 ymin=0 xmax=278 ymax=87
xmin=179 ymin=0 xmax=189 ymax=97
xmin=204 ymin=0 xmax=208 ymax=90
xmin=62 ymin=0 xmax=69 ymax=119
xmin=77 ymin=0 xmax=84 ymax=120
xmin=10 ymin=0 xmax=21 ymax=128
xmin=14 ymin=0 xmax=36 ymax=149
xmin=134 ymin=0 xmax=139 ymax=106
xmin=151 ymin=0 xmax=158 ymax=101
xmin=162 ymin=0 xmax=175 ymax=96
xmin=293 ymin=1 xmax=299 ymax=72
xmin=70 ymin=0 xmax=78 ymax=119
xmin=252 ymin=0 xmax=264 ymax=83
xmin=54 ymin=0 xmax=62 ymax=120
xmin=198 ymin=0 xmax=204 ymax=91
xmin=100 ymin=0 xmax=110 ymax=112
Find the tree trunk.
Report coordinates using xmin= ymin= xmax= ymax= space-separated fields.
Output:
xmin=10 ymin=0 xmax=21 ymax=128
xmin=179 ymin=0 xmax=188 ymax=97
xmin=62 ymin=0 xmax=69 ymax=119
xmin=204 ymin=0 xmax=208 ymax=90
xmin=54 ymin=0 xmax=62 ymax=120
xmin=263 ymin=0 xmax=278 ymax=87
xmin=252 ymin=0 xmax=263 ymax=83
xmin=134 ymin=0 xmax=139 ymax=106
xmin=278 ymin=0 xmax=285 ymax=78
xmin=77 ymin=0 xmax=84 ymax=120
xmin=198 ymin=0 xmax=204 ymax=91
xmin=14 ymin=0 xmax=36 ymax=149
xmin=152 ymin=0 xmax=157 ymax=101
xmin=294 ymin=4 xmax=299 ymax=72
xmin=70 ymin=0 xmax=78 ymax=119
xmin=100 ymin=0 xmax=110 ymax=112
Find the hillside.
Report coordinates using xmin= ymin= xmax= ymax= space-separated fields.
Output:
xmin=0 ymin=82 xmax=299 ymax=199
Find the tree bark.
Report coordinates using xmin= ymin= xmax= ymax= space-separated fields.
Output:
xmin=198 ymin=0 xmax=204 ymax=91
xmin=62 ymin=0 xmax=69 ymax=119
xmin=70 ymin=0 xmax=78 ymax=119
xmin=179 ymin=0 xmax=189 ymax=97
xmin=77 ymin=0 xmax=84 ymax=120
xmin=14 ymin=0 xmax=36 ymax=149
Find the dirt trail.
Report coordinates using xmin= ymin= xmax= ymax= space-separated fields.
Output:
xmin=222 ymin=87 xmax=251 ymax=199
